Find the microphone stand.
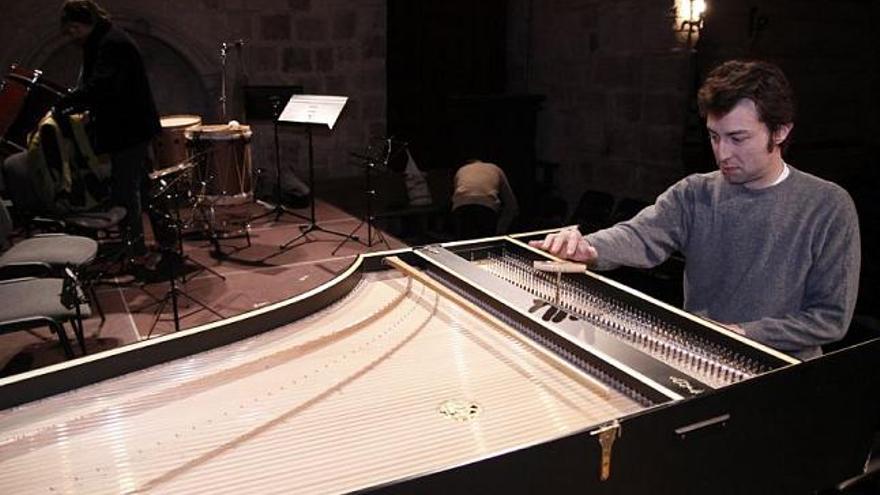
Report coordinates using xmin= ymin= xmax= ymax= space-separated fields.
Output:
xmin=332 ymin=141 xmax=390 ymax=254
xmin=220 ymin=38 xmax=247 ymax=121
xmin=279 ymin=124 xmax=357 ymax=250
xmin=219 ymin=42 xmax=228 ymax=122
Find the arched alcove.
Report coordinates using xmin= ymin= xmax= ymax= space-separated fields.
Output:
xmin=21 ymin=18 xmax=218 ymax=123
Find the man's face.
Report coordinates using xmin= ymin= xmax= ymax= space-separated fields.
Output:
xmin=706 ymin=98 xmax=792 ymax=189
xmin=62 ymin=22 xmax=93 ymax=45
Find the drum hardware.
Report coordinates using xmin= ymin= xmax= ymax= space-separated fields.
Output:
xmin=185 ymin=123 xmax=255 ymax=206
xmin=143 ymin=165 xmax=225 ymax=337
xmin=177 ymin=171 xmax=224 ymax=257
xmin=183 ymin=122 xmax=255 ymax=257
xmin=0 ymin=65 xmax=68 ymax=155
xmin=148 ymin=154 xmax=226 ymax=283
xmin=165 ymin=155 xmax=241 ymax=262
xmin=155 ymin=114 xmax=201 ymax=170
xmin=147 ymin=158 xmax=196 ymax=182
xmin=331 ymin=139 xmax=393 ymax=255
xmin=187 ymin=178 xmax=252 ymax=261
xmin=279 ymin=123 xmax=358 ymax=250
xmin=149 ymin=145 xmax=209 ymax=219
xmin=248 ymin=96 xmax=309 ymax=225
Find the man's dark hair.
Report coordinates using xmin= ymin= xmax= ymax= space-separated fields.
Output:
xmin=60 ymin=0 xmax=110 ymax=26
xmin=697 ymin=60 xmax=796 ymax=152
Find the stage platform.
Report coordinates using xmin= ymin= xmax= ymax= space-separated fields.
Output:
xmin=0 ymin=199 xmax=407 ymax=377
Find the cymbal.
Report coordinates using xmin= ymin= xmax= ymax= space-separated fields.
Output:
xmin=149 ymin=160 xmax=195 ymax=180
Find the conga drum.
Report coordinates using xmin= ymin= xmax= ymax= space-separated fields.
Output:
xmin=0 ymin=65 xmax=68 ymax=155
xmin=154 ymin=114 xmax=201 ymax=169
xmin=184 ymin=123 xmax=253 ymax=206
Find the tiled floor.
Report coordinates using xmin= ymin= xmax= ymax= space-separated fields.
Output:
xmin=0 ymin=199 xmax=407 ymax=377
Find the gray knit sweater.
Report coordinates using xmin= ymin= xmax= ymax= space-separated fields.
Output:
xmin=585 ymin=167 xmax=861 ymax=359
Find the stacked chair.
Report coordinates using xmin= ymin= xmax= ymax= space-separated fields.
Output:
xmin=0 ymin=200 xmax=99 ymax=358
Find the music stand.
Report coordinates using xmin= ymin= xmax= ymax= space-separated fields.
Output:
xmin=277 ymin=95 xmax=357 ymax=250
xmin=242 ymin=85 xmax=309 ymax=224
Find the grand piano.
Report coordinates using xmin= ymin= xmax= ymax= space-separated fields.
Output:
xmin=0 ymin=233 xmax=877 ymax=494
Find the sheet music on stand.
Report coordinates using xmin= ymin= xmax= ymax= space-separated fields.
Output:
xmin=278 ymin=94 xmax=348 ymax=129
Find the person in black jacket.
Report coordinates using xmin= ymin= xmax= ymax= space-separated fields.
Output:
xmin=57 ymin=0 xmax=162 ymax=263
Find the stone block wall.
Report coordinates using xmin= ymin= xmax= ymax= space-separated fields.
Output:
xmin=507 ymin=0 xmax=879 ymax=214
xmin=0 ymin=0 xmax=386 ymax=183
xmin=507 ymin=0 xmax=692 ymax=210
xmin=5 ymin=1 xmax=875 ymax=212
xmin=697 ymin=0 xmax=878 ymax=187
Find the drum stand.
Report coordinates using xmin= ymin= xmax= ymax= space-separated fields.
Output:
xmin=144 ymin=238 xmax=223 ymax=337
xmin=250 ymin=98 xmax=309 ymax=224
xmin=188 ymin=178 xmax=242 ymax=263
xmin=152 ymin=166 xmax=221 ymax=266
xmin=144 ymin=172 xmax=225 ymax=338
xmin=184 ymin=169 xmax=252 ymax=261
xmin=280 ymin=125 xmax=357 ymax=250
xmin=332 ymin=156 xmax=389 ymax=254
xmin=178 ymin=140 xmax=252 ymax=260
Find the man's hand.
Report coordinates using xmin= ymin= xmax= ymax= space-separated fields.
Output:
xmin=704 ymin=317 xmax=746 ymax=336
xmin=528 ymin=227 xmax=598 ymax=263
xmin=723 ymin=323 xmax=746 ymax=335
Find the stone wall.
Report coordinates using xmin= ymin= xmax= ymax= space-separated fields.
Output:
xmin=507 ymin=0 xmax=692 ymax=210
xmin=697 ymin=0 xmax=878 ymax=187
xmin=0 ymin=0 xmax=386 ymax=184
xmin=4 ymin=1 xmax=876 ymax=212
xmin=507 ymin=0 xmax=879 ymax=213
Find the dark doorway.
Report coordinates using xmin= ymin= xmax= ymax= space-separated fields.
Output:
xmin=387 ymin=0 xmax=508 ymax=170
xmin=387 ymin=1 xmax=544 ymax=229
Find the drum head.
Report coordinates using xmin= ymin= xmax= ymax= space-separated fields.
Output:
xmin=154 ymin=115 xmax=202 ymax=169
xmin=185 ymin=123 xmax=252 ymax=141
xmin=160 ymin=114 xmax=202 ymax=130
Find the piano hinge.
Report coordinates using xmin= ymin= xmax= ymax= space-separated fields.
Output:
xmin=590 ymin=419 xmax=621 ymax=481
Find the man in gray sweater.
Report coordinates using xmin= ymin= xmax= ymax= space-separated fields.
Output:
xmin=530 ymin=60 xmax=860 ymax=360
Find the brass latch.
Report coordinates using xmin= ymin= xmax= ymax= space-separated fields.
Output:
xmin=590 ymin=420 xmax=621 ymax=481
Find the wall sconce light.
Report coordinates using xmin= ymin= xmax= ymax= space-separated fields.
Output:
xmin=677 ymin=0 xmax=706 ymax=47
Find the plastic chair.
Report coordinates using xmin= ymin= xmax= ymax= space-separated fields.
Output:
xmin=0 ymin=233 xmax=104 ymax=324
xmin=0 ymin=273 xmax=90 ymax=358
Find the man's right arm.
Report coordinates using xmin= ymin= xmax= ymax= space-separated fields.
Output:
xmin=529 ymin=179 xmax=693 ymax=269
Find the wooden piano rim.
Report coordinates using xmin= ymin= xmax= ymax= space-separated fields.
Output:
xmin=0 ymin=249 xmax=411 ymax=410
